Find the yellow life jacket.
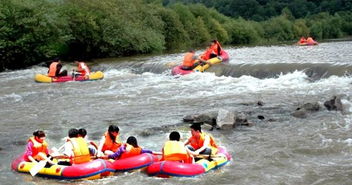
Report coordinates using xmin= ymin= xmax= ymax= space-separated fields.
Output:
xmin=163 ymin=140 xmax=191 ymax=163
xmin=69 ymin=137 xmax=91 ymax=164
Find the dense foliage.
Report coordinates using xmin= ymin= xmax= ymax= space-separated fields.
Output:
xmin=0 ymin=0 xmax=351 ymax=71
xmin=164 ymin=0 xmax=352 ymax=21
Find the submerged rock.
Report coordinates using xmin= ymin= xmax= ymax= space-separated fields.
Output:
xmin=292 ymin=102 xmax=321 ymax=118
xmin=324 ymin=96 xmax=343 ymax=111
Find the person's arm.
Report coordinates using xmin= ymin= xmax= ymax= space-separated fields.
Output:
xmin=194 ymin=135 xmax=210 ymax=155
xmin=141 ymin=148 xmax=153 ymax=154
xmin=24 ymin=142 xmax=37 ymax=163
xmin=107 ymin=146 xmax=125 ymax=159
xmin=97 ymin=136 xmax=105 ymax=152
xmin=184 ymin=138 xmax=190 ymax=146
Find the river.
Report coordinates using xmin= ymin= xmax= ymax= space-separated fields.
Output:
xmin=1 ymin=41 xmax=352 ymax=185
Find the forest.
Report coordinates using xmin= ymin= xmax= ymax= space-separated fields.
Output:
xmin=0 ymin=0 xmax=351 ymax=71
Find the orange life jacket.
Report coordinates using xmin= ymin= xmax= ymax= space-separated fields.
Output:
xmin=163 ymin=140 xmax=192 ymax=163
xmin=69 ymin=137 xmax=91 ymax=164
xmin=200 ymin=41 xmax=222 ymax=60
xmin=28 ymin=137 xmax=48 ymax=161
xmin=101 ymin=132 xmax=122 ymax=153
xmin=182 ymin=52 xmax=196 ymax=67
xmin=48 ymin=62 xmax=59 ymax=77
xmin=306 ymin=37 xmax=315 ymax=43
xmin=188 ymin=132 xmax=218 ymax=154
xmin=119 ymin=144 xmax=142 ymax=159
xmin=77 ymin=62 xmax=90 ymax=76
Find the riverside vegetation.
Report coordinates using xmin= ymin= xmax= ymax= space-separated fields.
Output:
xmin=1 ymin=0 xmax=351 ymax=71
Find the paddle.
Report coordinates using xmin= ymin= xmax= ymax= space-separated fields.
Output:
xmin=29 ymin=156 xmax=51 ymax=176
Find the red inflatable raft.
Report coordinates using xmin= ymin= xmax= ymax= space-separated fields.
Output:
xmin=11 ymin=153 xmax=158 ymax=180
xmin=146 ymin=146 xmax=231 ymax=178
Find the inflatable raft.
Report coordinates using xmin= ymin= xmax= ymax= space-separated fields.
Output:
xmin=146 ymin=146 xmax=231 ymax=178
xmin=11 ymin=153 xmax=158 ymax=180
xmin=171 ymin=50 xmax=229 ymax=76
xmin=34 ymin=71 xmax=104 ymax=83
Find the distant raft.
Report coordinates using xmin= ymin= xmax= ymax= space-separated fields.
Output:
xmin=11 ymin=153 xmax=158 ymax=180
xmin=34 ymin=71 xmax=104 ymax=83
xmin=171 ymin=50 xmax=230 ymax=76
xmin=146 ymin=146 xmax=231 ymax=178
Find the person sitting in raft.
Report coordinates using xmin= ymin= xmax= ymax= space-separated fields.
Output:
xmin=184 ymin=123 xmax=218 ymax=157
xmin=23 ymin=130 xmax=56 ymax=166
xmin=181 ymin=49 xmax=199 ymax=70
xmin=298 ymin=37 xmax=307 ymax=44
xmin=161 ymin=131 xmax=193 ymax=163
xmin=73 ymin=61 xmax=90 ymax=78
xmin=102 ymin=136 xmax=153 ymax=160
xmin=306 ymin=37 xmax=317 ymax=44
xmin=78 ymin=128 xmax=98 ymax=156
xmin=61 ymin=128 xmax=91 ymax=165
xmin=199 ymin=40 xmax=223 ymax=65
xmin=47 ymin=58 xmax=67 ymax=77
xmin=97 ymin=125 xmax=122 ymax=156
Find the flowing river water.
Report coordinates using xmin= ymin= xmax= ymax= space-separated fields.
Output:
xmin=1 ymin=41 xmax=352 ymax=185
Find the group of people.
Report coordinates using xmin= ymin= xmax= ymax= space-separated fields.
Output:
xmin=23 ymin=123 xmax=219 ymax=166
xmin=181 ymin=40 xmax=223 ymax=70
xmin=47 ymin=58 xmax=90 ymax=78
xmin=297 ymin=36 xmax=318 ymax=45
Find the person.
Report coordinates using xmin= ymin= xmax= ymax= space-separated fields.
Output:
xmin=61 ymin=128 xmax=91 ymax=165
xmin=181 ymin=49 xmax=199 ymax=70
xmin=23 ymin=130 xmax=56 ymax=165
xmin=47 ymin=58 xmax=67 ymax=77
xmin=298 ymin=37 xmax=307 ymax=44
xmin=74 ymin=61 xmax=90 ymax=77
xmin=78 ymin=128 xmax=98 ymax=156
xmin=103 ymin=136 xmax=153 ymax=160
xmin=161 ymin=131 xmax=193 ymax=163
xmin=306 ymin=37 xmax=317 ymax=44
xmin=97 ymin=125 xmax=122 ymax=155
xmin=199 ymin=40 xmax=222 ymax=62
xmin=184 ymin=123 xmax=218 ymax=156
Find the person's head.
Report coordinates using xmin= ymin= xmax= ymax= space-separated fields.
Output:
xmin=108 ymin=125 xmax=119 ymax=140
xmin=190 ymin=123 xmax=202 ymax=137
xmin=188 ymin=49 xmax=195 ymax=53
xmin=33 ymin=130 xmax=46 ymax=143
xmin=78 ymin=128 xmax=87 ymax=138
xmin=52 ymin=57 xmax=60 ymax=63
xmin=68 ymin=128 xmax=79 ymax=138
xmin=169 ymin=131 xmax=181 ymax=141
xmin=126 ymin=136 xmax=138 ymax=147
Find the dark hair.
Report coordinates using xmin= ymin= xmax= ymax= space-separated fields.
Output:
xmin=190 ymin=123 xmax=202 ymax=132
xmin=126 ymin=136 xmax=138 ymax=147
xmin=169 ymin=131 xmax=180 ymax=141
xmin=188 ymin=49 xmax=195 ymax=53
xmin=51 ymin=57 xmax=60 ymax=62
xmin=108 ymin=125 xmax=119 ymax=133
xmin=68 ymin=128 xmax=79 ymax=138
xmin=33 ymin=130 xmax=45 ymax=138
xmin=108 ymin=125 xmax=119 ymax=143
xmin=78 ymin=128 xmax=87 ymax=137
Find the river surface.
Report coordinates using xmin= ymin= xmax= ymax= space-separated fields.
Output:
xmin=1 ymin=41 xmax=352 ymax=185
